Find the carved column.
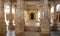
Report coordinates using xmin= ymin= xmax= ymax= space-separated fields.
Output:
xmin=40 ymin=0 xmax=44 ymax=33
xmin=48 ymin=4 xmax=51 ymax=25
xmin=15 ymin=0 xmax=24 ymax=36
xmin=40 ymin=0 xmax=50 ymax=36
xmin=8 ymin=2 xmax=14 ymax=30
xmin=0 ymin=0 xmax=6 ymax=34
xmin=53 ymin=4 xmax=57 ymax=31
xmin=48 ymin=4 xmax=52 ymax=32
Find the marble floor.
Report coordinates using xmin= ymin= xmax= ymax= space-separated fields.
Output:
xmin=7 ymin=29 xmax=60 ymax=36
xmin=1 ymin=27 xmax=60 ymax=36
xmin=7 ymin=29 xmax=15 ymax=36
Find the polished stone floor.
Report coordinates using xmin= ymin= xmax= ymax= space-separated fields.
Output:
xmin=7 ymin=29 xmax=60 ymax=36
xmin=7 ymin=29 xmax=15 ymax=36
xmin=0 ymin=27 xmax=60 ymax=36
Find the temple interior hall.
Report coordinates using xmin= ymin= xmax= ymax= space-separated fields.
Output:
xmin=0 ymin=0 xmax=60 ymax=36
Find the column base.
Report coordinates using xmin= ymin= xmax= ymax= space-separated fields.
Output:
xmin=16 ymin=32 xmax=25 ymax=36
xmin=51 ymin=25 xmax=58 ymax=32
xmin=0 ymin=26 xmax=7 ymax=34
xmin=40 ymin=33 xmax=50 ymax=36
xmin=0 ymin=19 xmax=7 ymax=34
xmin=8 ymin=25 xmax=15 ymax=30
xmin=0 ymin=32 xmax=6 ymax=36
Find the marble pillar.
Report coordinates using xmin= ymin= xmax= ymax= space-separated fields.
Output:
xmin=8 ymin=2 xmax=14 ymax=30
xmin=48 ymin=4 xmax=51 ymax=31
xmin=40 ymin=0 xmax=50 ymax=36
xmin=52 ymin=4 xmax=57 ymax=31
xmin=15 ymin=0 xmax=24 ymax=36
xmin=0 ymin=0 xmax=6 ymax=34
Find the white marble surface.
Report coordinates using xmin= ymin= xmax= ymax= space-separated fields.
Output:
xmin=6 ymin=26 xmax=60 ymax=36
xmin=6 ymin=25 xmax=15 ymax=36
xmin=6 ymin=27 xmax=15 ymax=36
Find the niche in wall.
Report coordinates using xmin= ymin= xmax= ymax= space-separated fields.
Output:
xmin=29 ymin=12 xmax=35 ymax=20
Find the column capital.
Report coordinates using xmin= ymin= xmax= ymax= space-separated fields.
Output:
xmin=53 ymin=3 xmax=57 ymax=7
xmin=54 ymin=3 xmax=57 ymax=12
xmin=48 ymin=4 xmax=51 ymax=10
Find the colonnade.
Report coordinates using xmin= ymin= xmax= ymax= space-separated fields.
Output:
xmin=0 ymin=0 xmax=59 ymax=36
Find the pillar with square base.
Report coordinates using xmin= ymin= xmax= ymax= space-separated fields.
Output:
xmin=0 ymin=0 xmax=6 ymax=34
xmin=15 ymin=0 xmax=25 ymax=36
xmin=8 ymin=10 xmax=14 ymax=30
xmin=52 ymin=3 xmax=58 ymax=31
xmin=8 ymin=2 xmax=14 ymax=30
xmin=40 ymin=0 xmax=50 ymax=36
